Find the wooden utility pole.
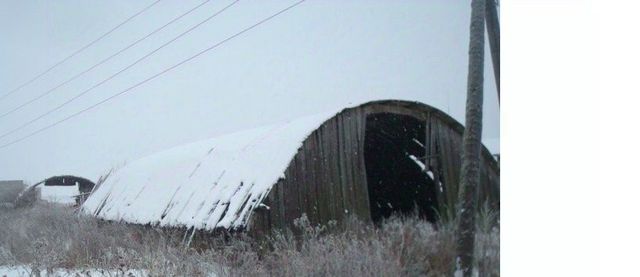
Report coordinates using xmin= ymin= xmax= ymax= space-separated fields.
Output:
xmin=456 ymin=0 xmax=486 ymax=276
xmin=486 ymin=0 xmax=500 ymax=103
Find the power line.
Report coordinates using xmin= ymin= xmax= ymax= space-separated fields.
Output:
xmin=0 ymin=0 xmax=307 ymax=150
xmin=0 ymin=0 xmax=212 ymax=120
xmin=0 ymin=0 xmax=163 ymax=101
xmin=0 ymin=0 xmax=240 ymax=140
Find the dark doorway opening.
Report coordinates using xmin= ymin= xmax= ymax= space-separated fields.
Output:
xmin=364 ymin=113 xmax=438 ymax=224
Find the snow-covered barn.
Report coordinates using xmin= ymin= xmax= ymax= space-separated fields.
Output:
xmin=14 ymin=175 xmax=96 ymax=207
xmin=40 ymin=175 xmax=96 ymax=205
xmin=81 ymin=100 xmax=499 ymax=235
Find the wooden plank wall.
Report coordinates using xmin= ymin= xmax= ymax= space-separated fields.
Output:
xmin=250 ymin=108 xmax=370 ymax=235
xmin=429 ymin=111 xmax=500 ymax=216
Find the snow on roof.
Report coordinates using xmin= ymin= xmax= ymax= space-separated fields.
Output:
xmin=81 ymin=110 xmax=338 ymax=231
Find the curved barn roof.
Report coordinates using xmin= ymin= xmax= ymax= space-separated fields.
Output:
xmin=81 ymin=100 xmax=497 ymax=231
xmin=81 ymin=109 xmax=339 ymax=230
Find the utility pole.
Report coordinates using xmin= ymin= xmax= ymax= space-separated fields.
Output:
xmin=456 ymin=0 xmax=486 ymax=276
xmin=486 ymin=0 xmax=500 ymax=103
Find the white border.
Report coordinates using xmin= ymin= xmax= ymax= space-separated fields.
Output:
xmin=501 ymin=0 xmax=625 ymax=275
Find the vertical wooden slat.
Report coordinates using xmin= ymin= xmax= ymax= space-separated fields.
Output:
xmin=298 ymin=154 xmax=308 ymax=224
xmin=284 ymin=157 xmax=301 ymax=231
xmin=277 ymin=181 xmax=286 ymax=230
xmin=325 ymin=121 xmax=338 ymax=222
xmin=425 ymin=112 xmax=432 ymax=170
xmin=341 ymin=114 xmax=356 ymax=217
xmin=448 ymin=125 xmax=463 ymax=190
xmin=267 ymin=183 xmax=281 ymax=232
xmin=312 ymin=131 xmax=328 ymax=225
xmin=305 ymin=136 xmax=320 ymax=225
xmin=346 ymin=114 xmax=357 ymax=217
xmin=337 ymin=115 xmax=352 ymax=218
xmin=352 ymin=111 xmax=370 ymax=220
xmin=331 ymin=118 xmax=346 ymax=222
xmin=438 ymin=118 xmax=458 ymax=209
xmin=294 ymin=153 xmax=307 ymax=228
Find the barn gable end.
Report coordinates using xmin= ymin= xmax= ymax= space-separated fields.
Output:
xmin=249 ymin=100 xmax=499 ymax=235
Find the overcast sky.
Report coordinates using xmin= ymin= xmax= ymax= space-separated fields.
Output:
xmin=0 ymin=0 xmax=499 ymax=183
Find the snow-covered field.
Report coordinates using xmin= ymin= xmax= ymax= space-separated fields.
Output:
xmin=0 ymin=266 xmax=147 ymax=277
xmin=0 ymin=203 xmax=499 ymax=276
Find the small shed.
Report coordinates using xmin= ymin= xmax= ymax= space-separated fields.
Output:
xmin=81 ymin=100 xmax=499 ymax=235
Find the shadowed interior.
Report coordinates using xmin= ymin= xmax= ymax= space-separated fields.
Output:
xmin=364 ymin=113 xmax=438 ymax=224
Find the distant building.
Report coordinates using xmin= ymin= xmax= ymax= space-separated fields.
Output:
xmin=0 ymin=180 xmax=25 ymax=202
xmin=82 ymin=100 xmax=500 ymax=235
xmin=0 ymin=180 xmax=26 ymax=207
xmin=14 ymin=176 xmax=95 ymax=207
xmin=42 ymin=175 xmax=95 ymax=205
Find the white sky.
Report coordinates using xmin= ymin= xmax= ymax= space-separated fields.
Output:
xmin=0 ymin=0 xmax=499 ymax=184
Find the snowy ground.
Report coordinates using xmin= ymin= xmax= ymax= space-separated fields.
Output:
xmin=0 ymin=266 xmax=148 ymax=277
xmin=1 ymin=203 xmax=498 ymax=276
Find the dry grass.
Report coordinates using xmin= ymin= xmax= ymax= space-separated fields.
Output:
xmin=0 ymin=202 xmax=499 ymax=276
